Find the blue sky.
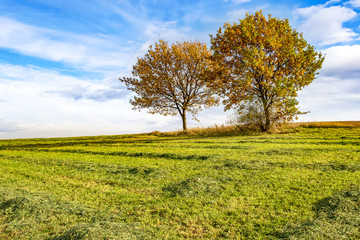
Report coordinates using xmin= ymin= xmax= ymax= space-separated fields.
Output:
xmin=0 ymin=0 xmax=360 ymax=138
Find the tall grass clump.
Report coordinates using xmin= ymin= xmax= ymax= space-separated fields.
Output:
xmin=154 ymin=124 xmax=257 ymax=137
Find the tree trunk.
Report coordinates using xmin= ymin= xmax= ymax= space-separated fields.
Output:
xmin=261 ymin=98 xmax=271 ymax=132
xmin=181 ymin=111 xmax=187 ymax=131
xmin=264 ymin=107 xmax=271 ymax=132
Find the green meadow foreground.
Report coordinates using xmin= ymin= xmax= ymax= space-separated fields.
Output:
xmin=0 ymin=125 xmax=359 ymax=239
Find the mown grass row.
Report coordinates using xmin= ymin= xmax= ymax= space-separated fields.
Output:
xmin=0 ymin=126 xmax=359 ymax=239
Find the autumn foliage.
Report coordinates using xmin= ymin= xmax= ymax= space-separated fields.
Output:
xmin=209 ymin=11 xmax=324 ymax=131
xmin=121 ymin=11 xmax=324 ymax=132
xmin=120 ymin=40 xmax=218 ymax=130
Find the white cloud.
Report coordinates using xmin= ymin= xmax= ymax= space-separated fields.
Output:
xmin=0 ymin=63 xmax=225 ymax=139
xmin=0 ymin=17 xmax=135 ymax=72
xmin=296 ymin=5 xmax=358 ymax=46
xmin=298 ymin=75 xmax=360 ymax=121
xmin=321 ymin=45 xmax=360 ymax=78
xmin=0 ymin=64 xmax=164 ymax=138
xmin=348 ymin=0 xmax=360 ymax=7
xmin=297 ymin=44 xmax=360 ymax=122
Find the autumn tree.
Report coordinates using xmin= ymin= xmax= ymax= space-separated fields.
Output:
xmin=120 ymin=40 xmax=218 ymax=131
xmin=209 ymin=11 xmax=324 ymax=132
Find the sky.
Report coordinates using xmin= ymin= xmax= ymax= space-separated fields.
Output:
xmin=0 ymin=0 xmax=360 ymax=139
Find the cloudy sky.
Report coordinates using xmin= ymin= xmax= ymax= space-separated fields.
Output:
xmin=0 ymin=0 xmax=359 ymax=139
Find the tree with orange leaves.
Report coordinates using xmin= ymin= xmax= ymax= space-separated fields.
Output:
xmin=209 ymin=11 xmax=324 ymax=132
xmin=120 ymin=40 xmax=218 ymax=131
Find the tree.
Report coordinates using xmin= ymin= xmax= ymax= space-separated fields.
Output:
xmin=120 ymin=40 xmax=218 ymax=131
xmin=228 ymin=96 xmax=301 ymax=131
xmin=209 ymin=11 xmax=325 ymax=132
xmin=229 ymin=97 xmax=276 ymax=130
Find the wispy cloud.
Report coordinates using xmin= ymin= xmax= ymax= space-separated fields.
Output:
xmin=0 ymin=63 xmax=127 ymax=101
xmin=0 ymin=17 xmax=134 ymax=72
xmin=0 ymin=116 xmax=20 ymax=133
xmin=0 ymin=63 xmax=180 ymax=138
xmin=107 ymin=2 xmax=195 ymax=44
xmin=224 ymin=0 xmax=252 ymax=4
xmin=324 ymin=0 xmax=342 ymax=7
xmin=226 ymin=9 xmax=248 ymax=22
xmin=48 ymin=86 xmax=127 ymax=101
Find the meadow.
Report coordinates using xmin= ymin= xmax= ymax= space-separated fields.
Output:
xmin=0 ymin=124 xmax=359 ymax=239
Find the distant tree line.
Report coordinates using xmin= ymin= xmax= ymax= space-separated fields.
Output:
xmin=120 ymin=11 xmax=324 ymax=132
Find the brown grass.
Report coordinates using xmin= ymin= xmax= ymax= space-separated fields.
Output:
xmin=150 ymin=124 xmax=256 ymax=137
xmin=148 ymin=121 xmax=360 ymax=138
xmin=290 ymin=121 xmax=360 ymax=128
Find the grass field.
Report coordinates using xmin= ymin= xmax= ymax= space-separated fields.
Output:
xmin=0 ymin=124 xmax=359 ymax=239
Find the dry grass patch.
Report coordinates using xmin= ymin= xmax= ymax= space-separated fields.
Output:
xmin=291 ymin=121 xmax=360 ymax=128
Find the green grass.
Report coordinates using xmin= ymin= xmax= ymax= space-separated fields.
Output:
xmin=0 ymin=126 xmax=359 ymax=239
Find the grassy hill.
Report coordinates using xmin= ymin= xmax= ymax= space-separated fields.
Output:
xmin=0 ymin=124 xmax=359 ymax=239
